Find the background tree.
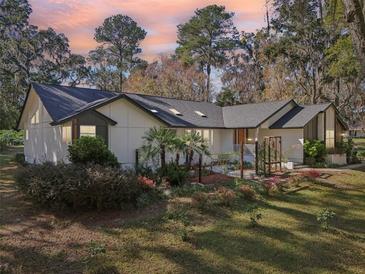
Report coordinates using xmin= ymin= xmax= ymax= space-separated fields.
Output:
xmin=176 ymin=5 xmax=239 ymax=101
xmin=342 ymin=0 xmax=365 ymax=76
xmin=94 ymin=15 xmax=147 ymax=92
xmin=0 ymin=0 xmax=88 ymax=129
xmin=125 ymin=55 xmax=206 ymax=100
xmin=87 ymin=46 xmax=120 ymax=91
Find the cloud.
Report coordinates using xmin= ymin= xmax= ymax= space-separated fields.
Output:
xmin=29 ymin=0 xmax=266 ymax=61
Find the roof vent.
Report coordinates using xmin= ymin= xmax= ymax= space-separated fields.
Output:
xmin=169 ymin=108 xmax=182 ymax=116
xmin=150 ymin=109 xmax=158 ymax=113
xmin=195 ymin=110 xmax=207 ymax=117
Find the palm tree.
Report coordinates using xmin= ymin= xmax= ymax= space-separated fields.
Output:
xmin=142 ymin=127 xmax=177 ymax=170
xmin=182 ymin=131 xmax=210 ymax=168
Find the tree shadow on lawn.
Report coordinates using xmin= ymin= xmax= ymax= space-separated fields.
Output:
xmin=0 ymin=242 xmax=85 ymax=274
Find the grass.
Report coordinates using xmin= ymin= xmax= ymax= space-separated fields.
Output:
xmin=0 ymin=148 xmax=365 ymax=273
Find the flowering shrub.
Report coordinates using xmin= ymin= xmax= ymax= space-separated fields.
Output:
xmin=287 ymin=174 xmax=304 ymax=187
xmin=191 ymin=192 xmax=210 ymax=209
xmin=239 ymin=185 xmax=256 ymax=201
xmin=138 ymin=176 xmax=156 ymax=188
xmin=263 ymin=176 xmax=280 ymax=195
xmin=215 ymin=186 xmax=236 ymax=207
xmin=302 ymin=169 xmax=321 ymax=180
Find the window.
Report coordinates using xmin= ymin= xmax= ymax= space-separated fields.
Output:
xmin=31 ymin=110 xmax=39 ymax=124
xmin=150 ymin=109 xmax=158 ymax=113
xmin=194 ymin=111 xmax=207 ymax=117
xmin=169 ymin=108 xmax=182 ymax=116
xmin=62 ymin=126 xmax=72 ymax=144
xmin=80 ymin=125 xmax=96 ymax=137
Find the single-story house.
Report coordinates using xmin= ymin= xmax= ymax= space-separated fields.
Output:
xmin=17 ymin=83 xmax=348 ymax=167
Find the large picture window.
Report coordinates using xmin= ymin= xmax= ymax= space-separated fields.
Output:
xmin=80 ymin=125 xmax=96 ymax=137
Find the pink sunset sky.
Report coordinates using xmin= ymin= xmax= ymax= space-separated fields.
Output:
xmin=29 ymin=0 xmax=267 ymax=62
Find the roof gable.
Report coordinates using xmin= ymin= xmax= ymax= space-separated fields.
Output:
xmin=31 ymin=83 xmax=119 ymax=122
xmin=270 ymin=103 xmax=331 ymax=129
xmin=222 ymin=100 xmax=294 ymax=128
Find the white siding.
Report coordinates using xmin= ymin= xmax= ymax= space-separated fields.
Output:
xmin=21 ymin=89 xmax=69 ymax=164
xmin=258 ymin=128 xmax=304 ymax=163
xmin=97 ymin=98 xmax=164 ymax=167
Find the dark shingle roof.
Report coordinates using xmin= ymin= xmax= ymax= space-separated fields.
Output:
xmin=26 ymin=84 xmax=344 ymax=130
xmin=124 ymin=93 xmax=225 ymax=128
xmin=32 ymin=83 xmax=119 ymax=122
xmin=270 ymin=104 xmax=331 ymax=128
xmin=222 ymin=100 xmax=293 ymax=128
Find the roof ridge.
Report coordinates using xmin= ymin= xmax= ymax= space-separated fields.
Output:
xmin=222 ymin=99 xmax=293 ymax=109
xmin=124 ymin=92 xmax=208 ymax=103
xmin=32 ymin=82 xmax=120 ymax=95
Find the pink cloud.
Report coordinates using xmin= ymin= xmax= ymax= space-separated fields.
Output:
xmin=29 ymin=0 xmax=266 ymax=61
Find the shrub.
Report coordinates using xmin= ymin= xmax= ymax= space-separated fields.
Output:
xmin=316 ymin=208 xmax=336 ymax=229
xmin=15 ymin=163 xmax=156 ymax=211
xmin=238 ymin=185 xmax=256 ymax=201
xmin=14 ymin=153 xmax=26 ymax=166
xmin=246 ymin=205 xmax=262 ymax=227
xmin=357 ymin=150 xmax=365 ymax=160
xmin=0 ymin=130 xmax=24 ymax=150
xmin=214 ymin=186 xmax=236 ymax=207
xmin=161 ymin=163 xmax=188 ymax=186
xmin=68 ymin=137 xmax=119 ymax=167
xmin=191 ymin=191 xmax=210 ymax=209
xmin=302 ymin=169 xmax=321 ymax=180
xmin=304 ymin=140 xmax=326 ymax=162
xmin=263 ymin=176 xmax=280 ymax=195
xmin=287 ymin=174 xmax=304 ymax=187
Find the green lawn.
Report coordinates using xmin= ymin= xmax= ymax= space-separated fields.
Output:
xmin=0 ymin=148 xmax=364 ymax=274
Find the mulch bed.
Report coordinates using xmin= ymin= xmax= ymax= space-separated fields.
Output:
xmin=190 ymin=173 xmax=234 ymax=185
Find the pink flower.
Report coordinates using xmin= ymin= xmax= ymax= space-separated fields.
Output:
xmin=138 ymin=176 xmax=156 ymax=188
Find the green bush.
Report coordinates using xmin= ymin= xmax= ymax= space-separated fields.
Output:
xmin=160 ymin=163 xmax=188 ymax=186
xmin=316 ymin=208 xmax=336 ymax=229
xmin=15 ymin=163 xmax=156 ymax=211
xmin=357 ymin=150 xmax=365 ymax=160
xmin=0 ymin=130 xmax=24 ymax=150
xmin=68 ymin=136 xmax=119 ymax=167
xmin=303 ymin=140 xmax=326 ymax=162
xmin=14 ymin=153 xmax=26 ymax=166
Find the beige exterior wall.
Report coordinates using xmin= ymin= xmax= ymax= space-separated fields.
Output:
xmin=20 ymin=89 xmax=69 ymax=164
xmin=97 ymin=98 xmax=165 ymax=167
xmin=325 ymin=106 xmax=336 ymax=148
xmin=317 ymin=112 xmax=325 ymax=141
xmin=257 ymin=128 xmax=304 ymax=163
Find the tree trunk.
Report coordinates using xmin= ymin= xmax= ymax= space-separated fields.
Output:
xmin=160 ymin=145 xmax=165 ymax=170
xmin=119 ymin=71 xmax=123 ymax=92
xmin=318 ymin=0 xmax=323 ymax=21
xmin=187 ymin=149 xmax=194 ymax=169
xmin=205 ymin=64 xmax=211 ymax=102
xmin=343 ymin=0 xmax=365 ymax=76
xmin=175 ymin=152 xmax=180 ymax=165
